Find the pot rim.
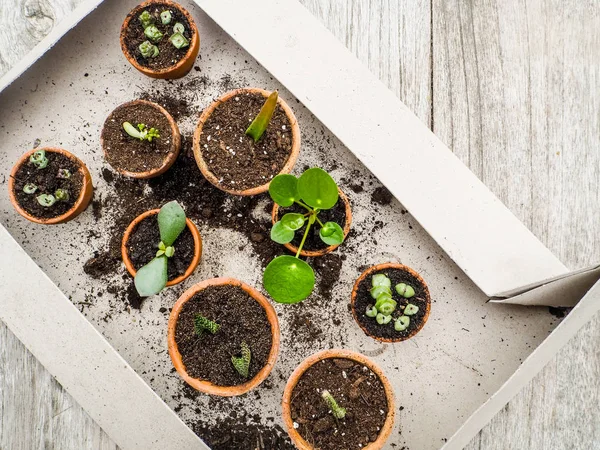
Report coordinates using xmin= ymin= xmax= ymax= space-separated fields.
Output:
xmin=281 ymin=349 xmax=396 ymax=450
xmin=167 ymin=277 xmax=281 ymax=396
xmin=192 ymin=87 xmax=301 ymax=196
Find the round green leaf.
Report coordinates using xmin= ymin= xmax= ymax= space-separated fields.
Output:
xmin=281 ymin=213 xmax=306 ymax=231
xmin=158 ymin=201 xmax=187 ymax=247
xmin=134 ymin=256 xmax=168 ymax=297
xmin=297 ymin=168 xmax=339 ymax=210
xmin=319 ymin=221 xmax=345 ymax=245
xmin=270 ymin=221 xmax=295 ymax=244
xmin=263 ymin=255 xmax=315 ymax=304
xmin=269 ymin=174 xmax=299 ymax=207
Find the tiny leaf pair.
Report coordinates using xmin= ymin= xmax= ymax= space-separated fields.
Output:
xmin=134 ymin=201 xmax=187 ymax=297
xmin=123 ymin=122 xmax=160 ymax=142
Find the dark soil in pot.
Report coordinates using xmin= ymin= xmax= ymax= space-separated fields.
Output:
xmin=126 ymin=215 xmax=194 ymax=281
xmin=174 ymin=284 xmax=273 ymax=386
xmin=355 ymin=267 xmax=429 ymax=341
xmin=276 ymin=199 xmax=347 ymax=252
xmin=13 ymin=152 xmax=83 ymax=219
xmin=199 ymin=91 xmax=293 ymax=191
xmin=290 ymin=358 xmax=388 ymax=450
xmin=102 ymin=102 xmax=174 ymax=173
xmin=124 ymin=2 xmax=193 ymax=70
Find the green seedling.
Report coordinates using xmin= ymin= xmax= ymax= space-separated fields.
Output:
xmin=57 ymin=168 xmax=71 ymax=179
xmin=395 ymin=315 xmax=410 ymax=331
xmin=139 ymin=40 xmax=159 ymax=58
xmin=404 ymin=304 xmax=419 ymax=315
xmin=54 ymin=189 xmax=69 ymax=202
xmin=245 ymin=91 xmax=278 ymax=142
xmin=169 ymin=32 xmax=189 ymax=49
xmin=23 ymin=183 xmax=38 ymax=194
xmin=321 ymin=390 xmax=346 ymax=420
xmin=139 ymin=10 xmax=154 ymax=28
xmin=123 ymin=122 xmax=160 ymax=142
xmin=263 ymin=168 xmax=345 ymax=304
xmin=160 ymin=10 xmax=172 ymax=25
xmin=134 ymin=201 xmax=188 ymax=297
xmin=30 ymin=149 xmax=48 ymax=169
xmin=396 ymin=282 xmax=415 ymax=298
xmin=144 ymin=25 xmax=163 ymax=43
xmin=36 ymin=194 xmax=56 ymax=207
xmin=173 ymin=22 xmax=185 ymax=34
xmin=194 ymin=315 xmax=220 ymax=336
xmin=231 ymin=342 xmax=251 ymax=378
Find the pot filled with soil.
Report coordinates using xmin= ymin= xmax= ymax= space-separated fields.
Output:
xmin=120 ymin=0 xmax=200 ymax=79
xmin=282 ymin=349 xmax=395 ymax=450
xmin=122 ymin=201 xmax=202 ymax=296
xmin=8 ymin=147 xmax=93 ymax=224
xmin=168 ymin=277 xmax=280 ymax=396
xmin=351 ymin=263 xmax=431 ymax=343
xmin=193 ymin=88 xmax=300 ymax=196
xmin=101 ymin=99 xmax=181 ymax=178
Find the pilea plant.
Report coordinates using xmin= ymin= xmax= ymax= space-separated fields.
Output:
xmin=23 ymin=150 xmax=71 ymax=208
xmin=123 ymin=122 xmax=160 ymax=142
xmin=231 ymin=341 xmax=252 ymax=378
xmin=366 ymin=274 xmax=419 ymax=332
xmin=262 ymin=168 xmax=345 ymax=303
xmin=134 ymin=201 xmax=187 ymax=296
xmin=321 ymin=389 xmax=346 ymax=420
xmin=245 ymin=91 xmax=278 ymax=142
xmin=137 ymin=8 xmax=189 ymax=59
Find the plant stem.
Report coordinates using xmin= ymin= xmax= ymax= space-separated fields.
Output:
xmin=294 ymin=200 xmax=312 ymax=212
xmin=315 ymin=215 xmax=324 ymax=227
xmin=296 ymin=215 xmax=315 ymax=258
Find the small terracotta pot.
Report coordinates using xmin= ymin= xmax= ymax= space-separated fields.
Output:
xmin=272 ymin=187 xmax=352 ymax=257
xmin=167 ymin=277 xmax=281 ymax=396
xmin=101 ymin=99 xmax=181 ymax=179
xmin=120 ymin=0 xmax=200 ymax=79
xmin=351 ymin=263 xmax=431 ymax=343
xmin=282 ymin=349 xmax=395 ymax=450
xmin=8 ymin=147 xmax=93 ymax=225
xmin=192 ymin=88 xmax=301 ymax=196
xmin=121 ymin=209 xmax=202 ymax=286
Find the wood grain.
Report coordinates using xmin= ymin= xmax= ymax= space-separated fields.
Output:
xmin=1 ymin=0 xmax=599 ymax=449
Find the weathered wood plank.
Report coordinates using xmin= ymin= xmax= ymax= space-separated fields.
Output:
xmin=433 ymin=1 xmax=600 ymax=449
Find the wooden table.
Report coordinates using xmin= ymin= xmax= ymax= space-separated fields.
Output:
xmin=1 ymin=0 xmax=598 ymax=448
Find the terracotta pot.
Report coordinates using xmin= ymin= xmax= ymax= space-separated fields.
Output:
xmin=167 ymin=277 xmax=281 ymax=396
xmin=101 ymin=99 xmax=181 ymax=179
xmin=120 ymin=0 xmax=200 ymax=79
xmin=282 ymin=349 xmax=395 ymax=450
xmin=121 ymin=209 xmax=202 ymax=286
xmin=351 ymin=263 xmax=431 ymax=343
xmin=192 ymin=88 xmax=301 ymax=196
xmin=8 ymin=147 xmax=93 ymax=225
xmin=272 ymin=187 xmax=352 ymax=258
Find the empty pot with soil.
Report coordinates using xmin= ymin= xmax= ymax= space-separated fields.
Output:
xmin=101 ymin=99 xmax=181 ymax=178
xmin=122 ymin=201 xmax=202 ymax=296
xmin=8 ymin=147 xmax=93 ymax=224
xmin=168 ymin=277 xmax=280 ymax=396
xmin=351 ymin=263 xmax=431 ymax=342
xmin=120 ymin=0 xmax=200 ymax=79
xmin=282 ymin=349 xmax=395 ymax=450
xmin=193 ymin=88 xmax=300 ymax=195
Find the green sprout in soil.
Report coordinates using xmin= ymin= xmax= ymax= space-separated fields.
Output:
xmin=139 ymin=10 xmax=154 ymax=29
xmin=23 ymin=183 xmax=38 ymax=194
xmin=57 ymin=168 xmax=71 ymax=179
xmin=123 ymin=122 xmax=160 ymax=142
xmin=396 ymin=282 xmax=415 ymax=298
xmin=55 ymin=189 xmax=69 ymax=202
xmin=30 ymin=149 xmax=48 ymax=169
xmin=263 ymin=168 xmax=345 ymax=304
xmin=194 ymin=315 xmax=220 ymax=336
xmin=395 ymin=315 xmax=410 ymax=332
xmin=170 ymin=32 xmax=189 ymax=49
xmin=134 ymin=201 xmax=188 ymax=297
xmin=231 ymin=341 xmax=251 ymax=378
xmin=173 ymin=22 xmax=185 ymax=34
xmin=160 ymin=10 xmax=172 ymax=25
xmin=365 ymin=273 xmax=418 ymax=333
xmin=245 ymin=91 xmax=278 ymax=142
xmin=139 ymin=40 xmax=159 ymax=58
xmin=144 ymin=25 xmax=163 ymax=43
xmin=36 ymin=194 xmax=56 ymax=207
xmin=321 ymin=390 xmax=346 ymax=420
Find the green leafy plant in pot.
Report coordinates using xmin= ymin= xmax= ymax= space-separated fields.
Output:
xmin=263 ymin=168 xmax=345 ymax=303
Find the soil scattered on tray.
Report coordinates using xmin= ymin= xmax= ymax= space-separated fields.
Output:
xmin=290 ymin=357 xmax=388 ymax=450
xmin=102 ymin=102 xmax=174 ymax=174
xmin=123 ymin=2 xmax=194 ymax=70
xmin=276 ymin=195 xmax=348 ymax=252
xmin=12 ymin=151 xmax=83 ymax=219
xmin=125 ymin=214 xmax=195 ymax=281
xmin=354 ymin=267 xmax=430 ymax=341
xmin=174 ymin=284 xmax=273 ymax=386
xmin=371 ymin=185 xmax=393 ymax=206
xmin=199 ymin=91 xmax=294 ymax=191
